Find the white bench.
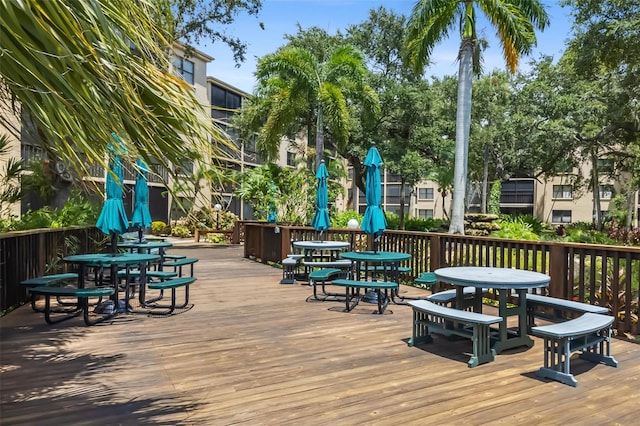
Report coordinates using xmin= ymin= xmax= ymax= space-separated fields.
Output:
xmin=519 ymin=293 xmax=609 ymax=330
xmin=408 ymin=300 xmax=503 ymax=368
xmin=426 ymin=287 xmax=486 ymax=306
xmin=280 ymin=256 xmax=303 ymax=284
xmin=531 ymin=312 xmax=618 ymax=387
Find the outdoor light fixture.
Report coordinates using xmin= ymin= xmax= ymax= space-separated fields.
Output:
xmin=347 ymin=218 xmax=359 ymax=251
xmin=214 ymin=203 xmax=222 ymax=230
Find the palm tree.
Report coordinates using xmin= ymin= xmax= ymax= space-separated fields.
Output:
xmin=0 ymin=0 xmax=227 ymax=183
xmin=405 ymin=0 xmax=549 ymax=234
xmin=250 ymin=45 xmax=379 ymax=168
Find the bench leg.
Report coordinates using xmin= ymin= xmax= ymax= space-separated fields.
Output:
xmin=579 ymin=327 xmax=618 ymax=368
xmin=469 ymin=324 xmax=496 ymax=368
xmin=408 ymin=309 xmax=433 ymax=346
xmin=375 ymin=289 xmax=390 ymax=314
xmin=344 ymin=287 xmax=360 ymax=312
xmin=42 ymin=295 xmax=83 ymax=324
xmin=537 ymin=336 xmax=578 ymax=387
xmin=147 ymin=285 xmax=191 ymax=315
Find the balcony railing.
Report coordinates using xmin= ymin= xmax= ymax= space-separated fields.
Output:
xmin=242 ymin=222 xmax=640 ymax=334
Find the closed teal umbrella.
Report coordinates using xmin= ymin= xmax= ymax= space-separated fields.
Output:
xmin=310 ymin=160 xmax=331 ymax=240
xmin=267 ymin=181 xmax=278 ymax=223
xmin=96 ymin=134 xmax=129 ymax=255
xmin=361 ymin=144 xmax=386 ymax=253
xmin=131 ymin=158 xmax=152 ymax=242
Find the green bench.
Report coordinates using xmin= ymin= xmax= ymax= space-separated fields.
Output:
xmin=145 ymin=277 xmax=196 ymax=315
xmin=531 ymin=312 xmax=618 ymax=386
xmin=331 ymin=279 xmax=399 ymax=314
xmin=392 ymin=272 xmax=438 ymax=305
xmin=308 ymin=268 xmax=348 ymax=301
xmin=162 ymin=257 xmax=198 ymax=277
xmin=408 ymin=300 xmax=503 ymax=368
xmin=415 ymin=272 xmax=437 ymax=289
xmin=20 ymin=273 xmax=79 ymax=312
xmin=29 ymin=286 xmax=116 ymax=326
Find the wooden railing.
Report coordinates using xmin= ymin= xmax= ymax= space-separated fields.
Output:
xmin=0 ymin=226 xmax=103 ymax=313
xmin=242 ymin=222 xmax=640 ymax=334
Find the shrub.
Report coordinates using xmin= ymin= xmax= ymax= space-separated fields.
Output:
xmin=151 ymin=221 xmax=168 ymax=236
xmin=183 ymin=207 xmax=238 ymax=231
xmin=404 ymin=217 xmax=445 ymax=232
xmin=491 ymin=217 xmax=539 ymax=240
xmin=332 ymin=210 xmax=362 ymax=228
xmin=171 ymin=225 xmax=191 ymax=238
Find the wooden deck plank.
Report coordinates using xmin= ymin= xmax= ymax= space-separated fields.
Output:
xmin=1 ymin=244 xmax=639 ymax=425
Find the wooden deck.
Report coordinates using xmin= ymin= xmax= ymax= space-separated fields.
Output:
xmin=1 ymin=244 xmax=639 ymax=425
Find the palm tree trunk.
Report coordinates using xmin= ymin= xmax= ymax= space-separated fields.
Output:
xmin=481 ymin=145 xmax=489 ymax=213
xmin=316 ymin=107 xmax=324 ymax=168
xmin=448 ymin=41 xmax=474 ymax=234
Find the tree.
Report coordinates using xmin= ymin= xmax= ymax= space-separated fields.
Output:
xmin=404 ymin=0 xmax=549 ymax=234
xmin=0 ymin=0 xmax=229 ymax=190
xmin=170 ymin=0 xmax=263 ymax=64
xmin=235 ymin=164 xmax=313 ymax=224
xmin=249 ymin=44 xmax=380 ymax=169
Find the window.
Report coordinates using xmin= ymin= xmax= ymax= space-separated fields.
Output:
xmin=597 ymin=158 xmax=614 ymax=173
xmin=418 ymin=187 xmax=434 ymax=201
xmin=286 ymin=151 xmax=296 ymax=166
xmin=552 ymin=210 xmax=572 ymax=224
xmin=552 ymin=185 xmax=572 ymax=199
xmin=418 ymin=209 xmax=434 ymax=219
xmin=599 ymin=184 xmax=614 ymax=200
xmin=387 ymin=185 xmax=401 ymax=197
xmin=211 ymin=85 xmax=242 ymax=121
xmin=556 ymin=160 xmax=573 ymax=174
xmin=172 ymin=57 xmax=194 ymax=85
xmin=176 ymin=159 xmax=193 ymax=176
xmin=501 ymin=180 xmax=534 ymax=204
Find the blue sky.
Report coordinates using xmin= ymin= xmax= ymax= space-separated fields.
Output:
xmin=197 ymin=0 xmax=572 ymax=93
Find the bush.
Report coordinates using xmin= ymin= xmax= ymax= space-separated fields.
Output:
xmin=491 ymin=216 xmax=539 ymax=240
xmin=404 ymin=217 xmax=445 ymax=232
xmin=0 ymin=191 xmax=100 ymax=232
xmin=183 ymin=207 xmax=238 ymax=231
xmin=171 ymin=225 xmax=191 ymax=238
xmin=332 ymin=210 xmax=362 ymax=228
xmin=151 ymin=221 xmax=169 ymax=236
xmin=384 ymin=211 xmax=399 ymax=230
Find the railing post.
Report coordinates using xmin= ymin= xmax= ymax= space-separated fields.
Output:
xmin=549 ymin=244 xmax=569 ymax=298
xmin=280 ymin=226 xmax=291 ymax=258
xmin=231 ymin=221 xmax=240 ymax=244
xmin=429 ymin=234 xmax=442 ymax=272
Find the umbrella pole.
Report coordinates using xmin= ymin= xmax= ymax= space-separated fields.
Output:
xmin=138 ymin=228 xmax=143 ymax=243
xmin=111 ymin=233 xmax=118 ymax=256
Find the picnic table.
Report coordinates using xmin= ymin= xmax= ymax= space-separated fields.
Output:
xmin=434 ymin=266 xmax=550 ymax=354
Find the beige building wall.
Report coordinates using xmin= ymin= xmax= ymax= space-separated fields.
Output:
xmin=412 ymin=181 xmax=451 ymax=220
xmin=535 ymin=163 xmax=629 ymax=225
xmin=0 ymin=93 xmax=22 ymax=218
xmin=169 ymin=44 xmax=214 ymax=215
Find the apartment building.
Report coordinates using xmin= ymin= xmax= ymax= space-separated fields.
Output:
xmin=348 ymin=158 xmax=637 ymax=227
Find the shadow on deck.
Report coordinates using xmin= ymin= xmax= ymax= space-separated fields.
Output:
xmin=1 ymin=244 xmax=639 ymax=425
